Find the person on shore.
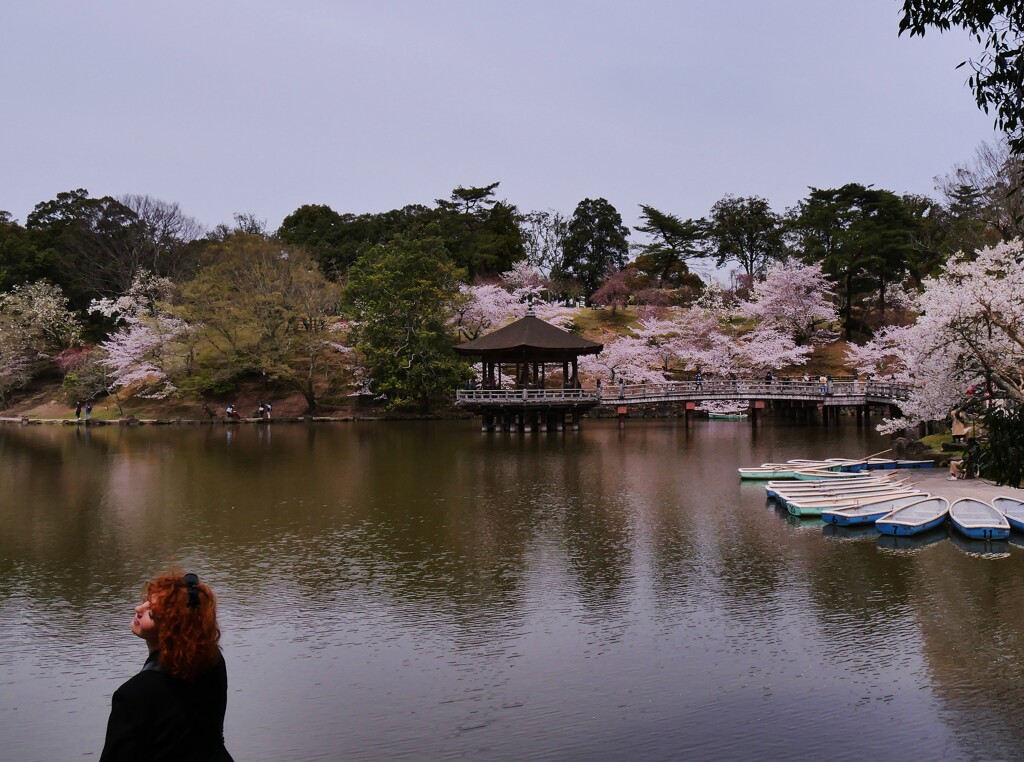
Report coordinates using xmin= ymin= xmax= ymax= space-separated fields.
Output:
xmin=225 ymin=404 xmax=239 ymax=420
xmin=948 ymin=437 xmax=980 ymax=481
xmin=75 ymin=400 xmax=83 ymax=420
xmin=85 ymin=401 xmax=92 ymax=421
xmin=263 ymin=401 xmax=271 ymax=420
xmin=257 ymin=401 xmax=266 ymax=419
xmin=99 ymin=571 xmax=233 ymax=761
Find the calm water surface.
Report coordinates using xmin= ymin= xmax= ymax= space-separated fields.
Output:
xmin=2 ymin=419 xmax=1024 ymax=761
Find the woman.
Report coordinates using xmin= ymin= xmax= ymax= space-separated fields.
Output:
xmin=100 ymin=571 xmax=233 ymax=761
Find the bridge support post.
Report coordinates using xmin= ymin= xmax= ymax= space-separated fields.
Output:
xmin=571 ymin=410 xmax=581 ymax=431
xmin=751 ymin=400 xmax=765 ymax=426
xmin=685 ymin=401 xmax=695 ymax=427
xmin=617 ymin=405 xmax=628 ymax=430
xmin=481 ymin=413 xmax=494 ymax=432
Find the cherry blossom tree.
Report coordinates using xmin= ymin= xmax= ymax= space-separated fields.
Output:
xmin=98 ymin=314 xmax=191 ymax=405
xmin=0 ymin=281 xmax=83 ymax=406
xmin=578 ymin=335 xmax=666 ymax=384
xmin=455 ymin=261 xmax=577 ymax=342
xmin=738 ymin=260 xmax=838 ymax=345
xmin=849 ymin=239 xmax=1024 ymax=434
xmin=89 ymin=270 xmax=195 ymax=407
xmin=590 ymin=269 xmax=632 ymax=313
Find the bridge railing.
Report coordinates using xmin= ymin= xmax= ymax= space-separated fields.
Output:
xmin=456 ymin=379 xmax=913 ymax=405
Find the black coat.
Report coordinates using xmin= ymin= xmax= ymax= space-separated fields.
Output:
xmin=100 ymin=651 xmax=233 ymax=762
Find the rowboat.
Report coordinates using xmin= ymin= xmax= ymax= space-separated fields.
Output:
xmin=766 ymin=478 xmax=900 ymax=500
xmin=739 ymin=466 xmax=802 ymax=480
xmin=820 ymin=493 xmax=930 ymax=526
xmin=774 ymin=483 xmax=911 ymax=509
xmin=786 ymin=489 xmax=923 ymax=517
xmin=740 ymin=460 xmax=836 ymax=477
xmin=949 ymin=498 xmax=1011 ymax=541
xmin=992 ymin=495 xmax=1024 ymax=532
xmin=792 ymin=468 xmax=879 ymax=481
xmin=875 ymin=497 xmax=950 ymax=536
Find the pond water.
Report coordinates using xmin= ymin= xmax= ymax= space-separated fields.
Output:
xmin=2 ymin=418 xmax=1024 ymax=761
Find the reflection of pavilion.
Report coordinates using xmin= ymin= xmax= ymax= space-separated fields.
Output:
xmin=454 ymin=312 xmax=603 ymax=431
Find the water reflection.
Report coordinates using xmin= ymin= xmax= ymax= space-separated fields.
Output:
xmin=2 ymin=420 xmax=1024 ymax=760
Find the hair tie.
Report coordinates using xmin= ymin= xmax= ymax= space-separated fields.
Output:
xmin=183 ymin=572 xmax=201 ymax=609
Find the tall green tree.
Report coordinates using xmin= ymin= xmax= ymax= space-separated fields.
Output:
xmin=789 ymin=184 xmax=919 ymax=338
xmin=900 ymin=2 xmax=1024 ymax=157
xmin=557 ymin=198 xmax=630 ymax=300
xmin=25 ymin=189 xmax=202 ymax=307
xmin=0 ymin=212 xmax=55 ymax=292
xmin=345 ymin=237 xmax=469 ymax=412
xmin=706 ymin=195 xmax=786 ymax=281
xmin=435 ymin=183 xmax=525 ymax=279
xmin=277 ymin=203 xmax=437 ymax=277
xmin=178 ymin=236 xmax=344 ymax=410
xmin=633 ymin=205 xmax=706 ymax=288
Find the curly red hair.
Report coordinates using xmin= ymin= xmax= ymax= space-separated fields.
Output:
xmin=145 ymin=570 xmax=221 ymax=681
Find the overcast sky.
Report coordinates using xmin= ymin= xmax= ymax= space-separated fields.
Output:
xmin=2 ymin=1 xmax=999 ymax=236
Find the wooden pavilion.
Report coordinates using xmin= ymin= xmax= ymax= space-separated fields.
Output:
xmin=453 ymin=311 xmax=604 ymax=431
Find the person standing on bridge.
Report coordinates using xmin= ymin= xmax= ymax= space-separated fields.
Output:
xmin=818 ymin=374 xmax=828 ymax=394
xmin=764 ymin=370 xmax=773 ymax=385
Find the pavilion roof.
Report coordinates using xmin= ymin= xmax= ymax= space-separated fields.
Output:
xmin=453 ymin=315 xmax=603 ymax=358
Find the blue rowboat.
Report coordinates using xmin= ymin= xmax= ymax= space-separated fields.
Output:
xmin=949 ymin=498 xmax=1011 ymax=541
xmin=820 ymin=493 xmax=930 ymax=526
xmin=992 ymin=496 xmax=1024 ymax=532
xmin=876 ymin=497 xmax=950 ymax=536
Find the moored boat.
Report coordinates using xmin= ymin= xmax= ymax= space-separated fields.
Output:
xmin=765 ymin=477 xmax=900 ymax=500
xmin=791 ymin=468 xmax=876 ymax=481
xmin=992 ymin=496 xmax=1024 ymax=532
xmin=949 ymin=498 xmax=1011 ymax=541
xmin=875 ymin=497 xmax=950 ymax=536
xmin=820 ymin=493 xmax=930 ymax=526
xmin=774 ymin=482 xmax=911 ymax=508
xmin=786 ymin=489 xmax=923 ymax=517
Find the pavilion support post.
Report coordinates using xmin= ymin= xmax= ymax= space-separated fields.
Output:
xmin=562 ymin=361 xmax=569 ymax=389
xmin=571 ymin=358 xmax=579 ymax=388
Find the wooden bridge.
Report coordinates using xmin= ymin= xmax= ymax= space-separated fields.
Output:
xmin=455 ymin=379 xmax=913 ymax=431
